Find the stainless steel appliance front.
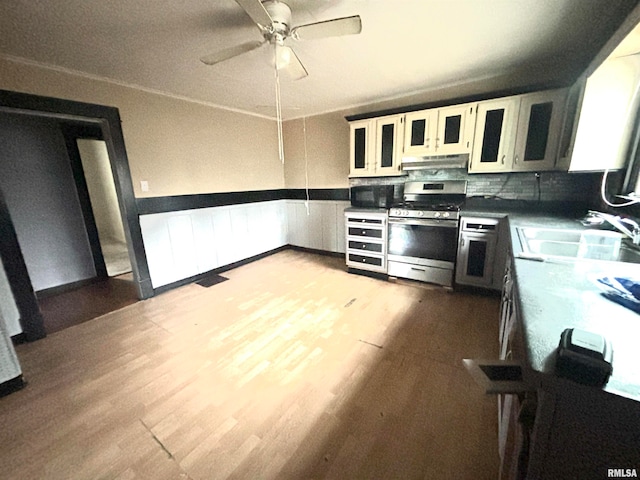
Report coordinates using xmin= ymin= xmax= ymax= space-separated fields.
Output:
xmin=387 ymin=180 xmax=466 ymax=286
xmin=387 ymin=217 xmax=459 ymax=286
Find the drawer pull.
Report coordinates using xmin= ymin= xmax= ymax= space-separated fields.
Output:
xmin=410 ymin=267 xmax=425 ymax=272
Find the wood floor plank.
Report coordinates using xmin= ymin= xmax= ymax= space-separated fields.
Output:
xmin=1 ymin=250 xmax=499 ymax=479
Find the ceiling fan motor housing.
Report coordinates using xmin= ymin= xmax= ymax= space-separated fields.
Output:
xmin=263 ymin=0 xmax=292 ymax=38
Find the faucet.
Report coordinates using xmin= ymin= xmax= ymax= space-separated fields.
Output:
xmin=586 ymin=211 xmax=640 ymax=246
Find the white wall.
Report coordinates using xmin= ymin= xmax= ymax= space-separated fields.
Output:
xmin=139 ymin=199 xmax=349 ymax=289
xmin=140 ymin=201 xmax=288 ymax=288
xmin=77 ymin=139 xmax=127 ymax=244
xmin=0 ymin=257 xmax=21 ymax=336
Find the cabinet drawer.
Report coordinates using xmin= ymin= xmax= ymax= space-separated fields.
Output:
xmin=388 ymin=260 xmax=453 ymax=286
xmin=348 ymin=240 xmax=383 ymax=253
xmin=462 ymin=359 xmax=530 ymax=394
xmin=346 ymin=217 xmax=384 ymax=225
xmin=348 ymin=227 xmax=383 ymax=238
xmin=347 ymin=253 xmax=383 ymax=267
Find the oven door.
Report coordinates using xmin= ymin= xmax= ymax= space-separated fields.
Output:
xmin=388 ymin=217 xmax=459 ymax=268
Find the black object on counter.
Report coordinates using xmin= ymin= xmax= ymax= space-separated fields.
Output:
xmin=555 ymin=328 xmax=613 ymax=387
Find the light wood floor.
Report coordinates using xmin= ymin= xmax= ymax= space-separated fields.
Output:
xmin=1 ymin=250 xmax=500 ymax=479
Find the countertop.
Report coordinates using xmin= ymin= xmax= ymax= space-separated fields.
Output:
xmin=505 ymin=213 xmax=640 ymax=402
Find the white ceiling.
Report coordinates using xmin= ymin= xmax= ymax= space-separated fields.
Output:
xmin=0 ymin=0 xmax=637 ymax=120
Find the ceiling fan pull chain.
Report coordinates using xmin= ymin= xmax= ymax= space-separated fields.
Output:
xmin=274 ymin=52 xmax=285 ymax=164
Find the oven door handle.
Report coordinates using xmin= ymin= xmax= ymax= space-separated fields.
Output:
xmin=389 ymin=217 xmax=458 ymax=228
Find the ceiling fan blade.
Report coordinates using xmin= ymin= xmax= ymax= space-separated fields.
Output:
xmin=291 ymin=15 xmax=362 ymax=41
xmin=276 ymin=45 xmax=308 ymax=80
xmin=200 ymin=40 xmax=264 ymax=65
xmin=234 ymin=0 xmax=273 ymax=30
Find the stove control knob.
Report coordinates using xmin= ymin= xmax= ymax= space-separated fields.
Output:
xmin=418 ymin=211 xmax=424 ymax=216
xmin=442 ymin=212 xmax=450 ymax=218
xmin=434 ymin=212 xmax=441 ymax=218
xmin=403 ymin=210 xmax=409 ymax=216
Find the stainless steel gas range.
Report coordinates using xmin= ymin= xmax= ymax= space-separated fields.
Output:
xmin=387 ymin=180 xmax=467 ymax=286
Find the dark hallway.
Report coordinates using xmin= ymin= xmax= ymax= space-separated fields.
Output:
xmin=37 ymin=273 xmax=139 ymax=334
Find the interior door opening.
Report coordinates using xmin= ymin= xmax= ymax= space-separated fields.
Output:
xmin=76 ymin=139 xmax=133 ymax=277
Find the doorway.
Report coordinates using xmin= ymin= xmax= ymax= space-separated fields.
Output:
xmin=0 ymin=89 xmax=153 ymax=342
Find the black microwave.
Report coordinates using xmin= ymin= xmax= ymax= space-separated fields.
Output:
xmin=350 ymin=184 xmax=403 ymax=208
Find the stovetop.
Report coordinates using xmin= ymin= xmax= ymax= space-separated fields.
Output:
xmin=389 ymin=198 xmax=465 ymax=220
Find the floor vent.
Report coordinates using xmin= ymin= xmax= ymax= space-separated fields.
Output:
xmin=196 ymin=275 xmax=229 ymax=288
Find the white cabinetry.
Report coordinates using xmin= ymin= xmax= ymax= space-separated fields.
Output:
xmin=456 ymin=217 xmax=499 ymax=287
xmin=286 ymin=200 xmax=349 ymax=252
xmin=345 ymin=210 xmax=388 ymax=273
xmin=403 ymin=103 xmax=476 ymax=157
xmin=469 ymin=89 xmax=567 ymax=173
xmin=564 ymin=54 xmax=640 ymax=172
xmin=349 ymin=116 xmax=404 ymax=177
xmin=512 ymin=89 xmax=567 ymax=172
xmin=470 ymin=98 xmax=519 ymax=173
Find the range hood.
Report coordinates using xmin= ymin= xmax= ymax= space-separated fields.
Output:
xmin=401 ymin=155 xmax=468 ymax=170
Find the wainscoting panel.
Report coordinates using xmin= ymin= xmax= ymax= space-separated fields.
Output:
xmin=140 ymin=199 xmax=350 ymax=290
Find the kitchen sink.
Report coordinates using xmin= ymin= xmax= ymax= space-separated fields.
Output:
xmin=516 ymin=227 xmax=640 ymax=263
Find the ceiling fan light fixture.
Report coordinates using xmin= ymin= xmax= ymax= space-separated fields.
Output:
xmin=274 ymin=42 xmax=291 ymax=70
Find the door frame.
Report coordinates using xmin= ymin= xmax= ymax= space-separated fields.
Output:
xmin=0 ymin=89 xmax=153 ymax=341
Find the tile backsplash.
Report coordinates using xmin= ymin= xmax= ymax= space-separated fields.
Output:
xmin=350 ymin=168 xmax=601 ymax=203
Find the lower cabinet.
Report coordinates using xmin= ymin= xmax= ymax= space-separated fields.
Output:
xmin=456 ymin=216 xmax=500 ymax=288
xmin=286 ymin=200 xmax=350 ymax=253
xmin=344 ymin=210 xmax=388 ymax=273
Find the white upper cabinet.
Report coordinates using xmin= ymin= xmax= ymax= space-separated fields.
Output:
xmin=470 ymin=97 xmax=520 ymax=173
xmin=349 ymin=119 xmax=374 ymax=177
xmin=375 ymin=115 xmax=404 ymax=176
xmin=351 ymin=88 xmax=567 ymax=176
xmin=403 ymin=109 xmax=436 ymax=155
xmin=564 ymin=54 xmax=640 ymax=172
xmin=512 ymin=89 xmax=567 ymax=172
xmin=403 ymin=104 xmax=476 ymax=157
xmin=469 ymin=89 xmax=567 ymax=173
xmin=349 ymin=115 xmax=404 ymax=177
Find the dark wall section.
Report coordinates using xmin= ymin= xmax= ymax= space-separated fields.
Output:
xmin=136 ymin=188 xmax=350 ymax=215
xmin=0 ymin=113 xmax=96 ymax=291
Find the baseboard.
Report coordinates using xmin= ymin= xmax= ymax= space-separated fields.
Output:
xmin=152 ymin=245 xmax=289 ymax=295
xmin=152 ymin=245 xmax=345 ymax=296
xmin=347 ymin=267 xmax=389 ymax=281
xmin=287 ymin=245 xmax=345 ymax=258
xmin=36 ymin=276 xmax=104 ymax=299
xmin=0 ymin=375 xmax=26 ymax=398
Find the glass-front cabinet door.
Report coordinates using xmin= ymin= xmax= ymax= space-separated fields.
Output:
xmin=512 ymin=89 xmax=567 ymax=172
xmin=403 ymin=109 xmax=436 ymax=156
xmin=470 ymin=97 xmax=520 ymax=173
xmin=456 ymin=231 xmax=497 ymax=287
xmin=375 ymin=115 xmax=404 ymax=176
xmin=349 ymin=119 xmax=374 ymax=177
xmin=436 ymin=104 xmax=475 ymax=155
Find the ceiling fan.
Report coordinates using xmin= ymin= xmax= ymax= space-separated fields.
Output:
xmin=201 ymin=0 xmax=362 ymax=164
xmin=200 ymin=0 xmax=363 ymax=80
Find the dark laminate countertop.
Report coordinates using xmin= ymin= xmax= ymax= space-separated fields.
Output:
xmin=505 ymin=213 xmax=640 ymax=402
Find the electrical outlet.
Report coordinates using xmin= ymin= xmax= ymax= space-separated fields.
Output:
xmin=140 ymin=180 xmax=149 ymax=192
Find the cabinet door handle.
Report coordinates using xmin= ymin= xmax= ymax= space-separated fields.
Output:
xmin=514 ymin=154 xmax=519 ymax=164
xmin=501 ymin=154 xmax=505 ymax=165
